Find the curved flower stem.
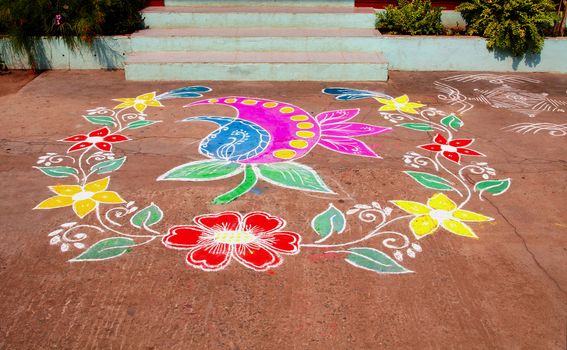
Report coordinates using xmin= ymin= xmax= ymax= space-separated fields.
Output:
xmin=457 ymin=165 xmax=482 ymax=207
xmin=62 ymin=224 xmax=104 ymax=242
xmin=435 ymin=153 xmax=471 ymax=205
xmin=324 ymin=250 xmax=351 ymax=255
xmin=95 ymin=206 xmax=157 ymax=238
xmin=142 ymin=220 xmax=164 ymax=237
xmin=77 ymin=148 xmax=91 ymax=186
xmin=212 ymin=165 xmax=257 ymax=205
xmin=70 ymin=173 xmax=81 ymax=184
xmin=126 ymin=236 xmax=159 ymax=249
xmin=302 ymin=214 xmax=414 ymax=249
xmin=112 ymin=107 xmax=130 ymax=131
xmin=396 ymin=109 xmax=453 ymax=140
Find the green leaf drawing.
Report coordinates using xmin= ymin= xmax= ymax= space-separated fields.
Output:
xmin=404 ymin=171 xmax=455 ymax=191
xmin=213 ymin=165 xmax=257 ymax=205
xmin=311 ymin=204 xmax=346 ymax=241
xmin=255 ymin=162 xmax=334 ymax=194
xmin=158 ymin=159 xmax=243 ymax=181
xmin=440 ymin=115 xmax=464 ymax=130
xmin=127 ymin=120 xmax=159 ymax=129
xmin=90 ymin=157 xmax=126 ymax=175
xmin=475 ymin=178 xmax=511 ymax=197
xmin=398 ymin=123 xmax=435 ymax=131
xmin=70 ymin=237 xmax=135 ymax=262
xmin=345 ymin=247 xmax=412 ymax=274
xmin=35 ymin=166 xmax=77 ymax=178
xmin=83 ymin=115 xmax=116 ymax=127
xmin=130 ymin=203 xmax=164 ymax=228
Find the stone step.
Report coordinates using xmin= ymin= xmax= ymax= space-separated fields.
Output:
xmin=165 ymin=0 xmax=354 ymax=6
xmin=124 ymin=51 xmax=388 ymax=81
xmin=142 ymin=6 xmax=376 ymax=29
xmin=131 ymin=27 xmax=381 ymax=52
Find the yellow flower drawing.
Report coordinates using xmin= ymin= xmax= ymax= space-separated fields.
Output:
xmin=35 ymin=177 xmax=125 ymax=218
xmin=375 ymin=95 xmax=426 ymax=114
xmin=113 ymin=92 xmax=163 ymax=113
xmin=391 ymin=193 xmax=493 ymax=239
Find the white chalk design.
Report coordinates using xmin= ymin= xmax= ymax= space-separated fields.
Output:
xmin=442 ymin=74 xmax=541 ymax=85
xmin=434 ymin=81 xmax=474 ymax=115
xmin=470 ymin=85 xmax=566 ymax=118
xmin=503 ymin=123 xmax=567 ymax=137
xmin=435 ymin=74 xmax=567 ymax=118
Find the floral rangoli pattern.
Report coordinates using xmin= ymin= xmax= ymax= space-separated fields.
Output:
xmin=33 ymin=85 xmax=511 ymax=274
xmin=164 ymin=211 xmax=301 ymax=272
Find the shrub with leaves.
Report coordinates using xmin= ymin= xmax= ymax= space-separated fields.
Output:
xmin=457 ymin=0 xmax=557 ymax=56
xmin=376 ymin=0 xmax=444 ymax=35
xmin=0 ymin=0 xmax=145 ymax=69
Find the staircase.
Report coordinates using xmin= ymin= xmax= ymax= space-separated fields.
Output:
xmin=125 ymin=0 xmax=388 ymax=81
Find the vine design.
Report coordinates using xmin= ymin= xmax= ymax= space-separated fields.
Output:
xmin=299 ymin=88 xmax=512 ymax=274
xmin=35 ymin=87 xmax=212 ymax=261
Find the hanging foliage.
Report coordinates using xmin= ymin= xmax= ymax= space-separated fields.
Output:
xmin=457 ymin=0 xmax=557 ymax=56
xmin=0 ymin=0 xmax=146 ymax=70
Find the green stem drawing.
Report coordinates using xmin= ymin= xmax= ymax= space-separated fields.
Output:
xmin=302 ymin=215 xmax=414 ymax=249
xmin=213 ymin=165 xmax=258 ymax=205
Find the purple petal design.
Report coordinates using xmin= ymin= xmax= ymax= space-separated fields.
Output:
xmin=315 ymin=109 xmax=360 ymax=125
xmin=321 ymin=123 xmax=392 ymax=138
xmin=318 ymin=137 xmax=380 ymax=158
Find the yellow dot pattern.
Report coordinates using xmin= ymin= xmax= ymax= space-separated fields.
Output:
xmin=224 ymin=98 xmax=237 ymax=103
xmin=273 ymin=149 xmax=297 ymax=159
xmin=289 ymin=140 xmax=309 ymax=149
xmin=280 ymin=107 xmax=295 ymax=114
xmin=290 ymin=115 xmax=309 ymax=121
xmin=296 ymin=131 xmax=315 ymax=138
xmin=297 ymin=122 xmax=314 ymax=130
xmin=208 ymin=99 xmax=219 ymax=103
xmin=242 ymin=99 xmax=258 ymax=105
xmin=263 ymin=102 xmax=278 ymax=108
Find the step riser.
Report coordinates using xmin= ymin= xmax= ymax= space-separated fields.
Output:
xmin=131 ymin=37 xmax=379 ymax=53
xmin=125 ymin=63 xmax=388 ymax=81
xmin=143 ymin=13 xmax=375 ymax=29
xmin=165 ymin=0 xmax=354 ymax=6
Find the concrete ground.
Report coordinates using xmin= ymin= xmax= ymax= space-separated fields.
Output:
xmin=0 ymin=70 xmax=566 ymax=349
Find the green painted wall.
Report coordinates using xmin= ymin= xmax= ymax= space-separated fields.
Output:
xmin=1 ymin=34 xmax=565 ymax=74
xmin=0 ymin=36 xmax=130 ymax=70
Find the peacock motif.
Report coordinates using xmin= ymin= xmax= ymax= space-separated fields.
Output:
xmin=159 ymin=96 xmax=391 ymax=204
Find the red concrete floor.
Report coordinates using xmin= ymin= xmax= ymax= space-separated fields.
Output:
xmin=0 ymin=70 xmax=566 ymax=349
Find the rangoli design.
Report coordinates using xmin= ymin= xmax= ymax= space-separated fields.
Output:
xmin=435 ymin=74 xmax=567 ymax=137
xmin=163 ymin=211 xmax=301 ymax=271
xmin=502 ymin=122 xmax=567 ymax=137
xmin=33 ymin=85 xmax=512 ymax=275
xmin=158 ymin=96 xmax=391 ymax=204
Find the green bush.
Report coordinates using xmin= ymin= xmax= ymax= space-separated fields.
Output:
xmin=457 ymin=0 xmax=557 ymax=56
xmin=0 ymin=0 xmax=146 ymax=69
xmin=376 ymin=0 xmax=444 ymax=35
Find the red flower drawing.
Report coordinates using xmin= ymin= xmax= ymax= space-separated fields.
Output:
xmin=61 ymin=127 xmax=129 ymax=153
xmin=163 ymin=211 xmax=301 ymax=272
xmin=419 ymin=134 xmax=484 ymax=164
